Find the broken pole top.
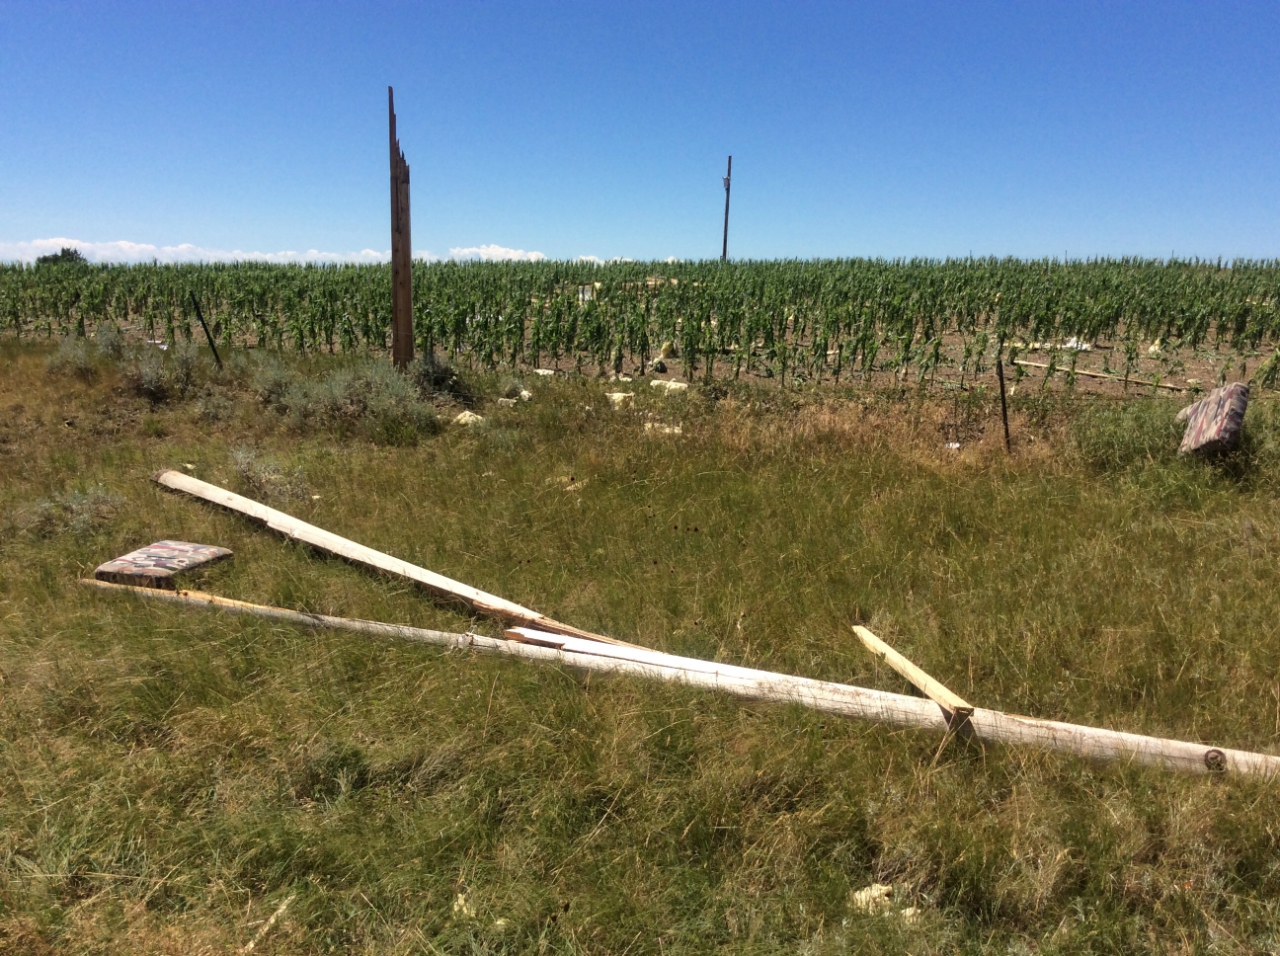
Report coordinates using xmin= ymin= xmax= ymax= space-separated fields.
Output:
xmin=389 ymin=85 xmax=414 ymax=369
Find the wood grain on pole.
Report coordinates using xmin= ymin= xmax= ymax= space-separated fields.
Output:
xmin=153 ymin=469 xmax=639 ymax=648
xmin=389 ymin=86 xmax=414 ymax=369
xmin=82 ymin=580 xmax=1280 ymax=778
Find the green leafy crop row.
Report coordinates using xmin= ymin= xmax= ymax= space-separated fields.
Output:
xmin=4 ymin=257 xmax=1278 ymax=381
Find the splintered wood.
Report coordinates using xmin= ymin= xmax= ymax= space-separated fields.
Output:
xmin=388 ymin=86 xmax=414 ymax=369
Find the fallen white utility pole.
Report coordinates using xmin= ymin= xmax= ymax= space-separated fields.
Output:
xmin=153 ymin=470 xmax=639 ymax=648
xmin=83 ymin=579 xmax=1280 ymax=779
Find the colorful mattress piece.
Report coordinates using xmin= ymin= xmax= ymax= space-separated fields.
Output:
xmin=93 ymin=540 xmax=232 ymax=589
xmin=1178 ymin=383 xmax=1249 ymax=456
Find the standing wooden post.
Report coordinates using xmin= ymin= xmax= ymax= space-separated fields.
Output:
xmin=389 ymin=86 xmax=414 ymax=369
xmin=721 ymin=155 xmax=732 ymax=262
xmin=995 ymin=347 xmax=1011 ymax=453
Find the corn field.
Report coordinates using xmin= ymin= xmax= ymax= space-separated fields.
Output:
xmin=4 ymin=258 xmax=1279 ymax=381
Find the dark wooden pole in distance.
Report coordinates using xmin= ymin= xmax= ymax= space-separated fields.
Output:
xmin=189 ymin=292 xmax=222 ymax=370
xmin=721 ymin=155 xmax=732 ymax=261
xmin=389 ymin=86 xmax=414 ymax=369
xmin=996 ymin=349 xmax=1012 ymax=453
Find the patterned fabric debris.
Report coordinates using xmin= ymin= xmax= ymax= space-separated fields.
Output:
xmin=94 ymin=541 xmax=232 ymax=589
xmin=1178 ymin=383 xmax=1249 ymax=455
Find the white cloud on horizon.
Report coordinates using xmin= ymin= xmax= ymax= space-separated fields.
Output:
xmin=0 ymin=237 xmax=397 ymax=265
xmin=0 ymin=237 xmax=567 ymax=265
xmin=448 ymin=243 xmax=547 ymax=262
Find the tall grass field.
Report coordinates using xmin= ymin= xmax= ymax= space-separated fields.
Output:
xmin=4 ymin=336 xmax=1280 ymax=953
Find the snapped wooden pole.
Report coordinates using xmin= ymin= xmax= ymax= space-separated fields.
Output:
xmin=82 ymin=579 xmax=1280 ymax=778
xmin=152 ymin=469 xmax=639 ymax=648
xmin=853 ymin=625 xmax=973 ymax=727
xmin=389 ymin=86 xmax=414 ymax=370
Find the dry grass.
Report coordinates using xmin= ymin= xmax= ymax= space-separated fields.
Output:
xmin=5 ymin=338 xmax=1280 ymax=953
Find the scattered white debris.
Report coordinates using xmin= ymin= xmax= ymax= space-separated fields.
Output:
xmin=453 ymin=411 xmax=486 ymax=426
xmin=1063 ymin=336 xmax=1093 ymax=352
xmin=651 ymin=380 xmax=689 ymax=394
xmin=1148 ymin=339 xmax=1163 ymax=356
xmin=644 ymin=422 xmax=682 ymax=436
xmin=850 ymin=884 xmax=893 ymax=915
xmin=452 ymin=893 xmax=476 ymax=920
xmin=606 ymin=392 xmax=633 ymax=409
xmin=491 ymin=918 xmax=511 ymax=932
xmin=311 ymin=495 xmax=322 ymax=500
xmin=497 ymin=397 xmax=517 ymax=407
xmin=945 ymin=442 xmax=961 ymax=451
xmin=849 ymin=883 xmax=922 ymax=922
xmin=519 ymin=389 xmax=532 ymax=401
xmin=182 ymin=463 xmax=196 ymax=472
xmin=533 ymin=368 xmax=555 ymax=377
xmin=547 ymin=475 xmax=587 ymax=492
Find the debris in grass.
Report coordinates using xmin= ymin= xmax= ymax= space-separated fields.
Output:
xmin=533 ymin=368 xmax=555 ymax=377
xmin=651 ymin=380 xmax=689 ymax=395
xmin=496 ymin=397 xmax=517 ymax=407
xmin=945 ymin=441 xmax=961 ymax=451
xmin=850 ymin=883 xmax=893 ymax=915
xmin=1178 ymin=383 xmax=1248 ymax=455
xmin=240 ymin=892 xmax=295 ymax=954
xmin=452 ymin=893 xmax=476 ymax=920
xmin=94 ymin=540 xmax=232 ymax=589
xmin=644 ymin=422 xmax=682 ymax=436
xmin=519 ymin=389 xmax=532 ymax=401
xmin=454 ymin=410 xmax=486 ymax=426
xmin=606 ymin=392 xmax=633 ymax=409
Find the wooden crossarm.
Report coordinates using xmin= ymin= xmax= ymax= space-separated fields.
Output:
xmin=853 ymin=625 xmax=974 ymax=726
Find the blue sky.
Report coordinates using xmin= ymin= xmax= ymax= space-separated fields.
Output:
xmin=1 ymin=1 xmax=1278 ymax=263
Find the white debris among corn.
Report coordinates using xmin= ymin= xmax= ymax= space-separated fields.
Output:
xmin=651 ymin=380 xmax=689 ymax=394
